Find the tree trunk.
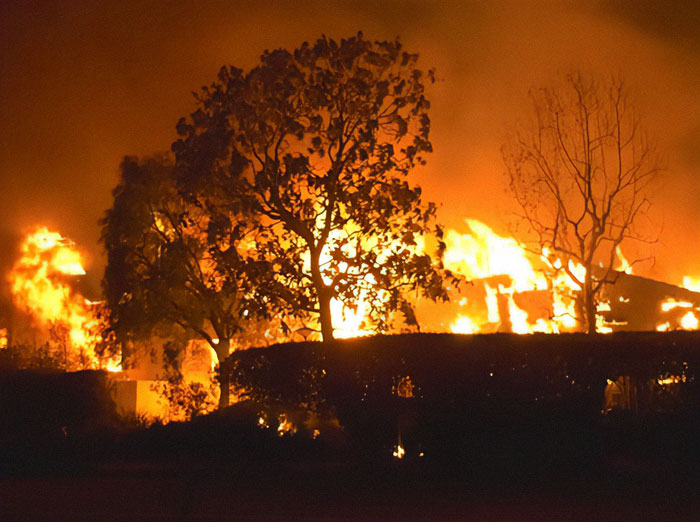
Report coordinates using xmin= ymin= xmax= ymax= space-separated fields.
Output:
xmin=584 ymin=271 xmax=596 ymax=334
xmin=215 ymin=338 xmax=231 ymax=409
xmin=310 ymin=248 xmax=335 ymax=341
xmin=318 ymin=287 xmax=335 ymax=341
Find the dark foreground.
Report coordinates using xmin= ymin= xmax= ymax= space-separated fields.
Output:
xmin=3 ymin=458 xmax=700 ymax=521
xmin=4 ymin=332 xmax=700 ymax=520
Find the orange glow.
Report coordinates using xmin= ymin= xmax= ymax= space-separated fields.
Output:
xmin=8 ymin=227 xmax=120 ymax=371
xmin=277 ymin=413 xmax=296 ymax=436
xmin=655 ymin=297 xmax=700 ymax=331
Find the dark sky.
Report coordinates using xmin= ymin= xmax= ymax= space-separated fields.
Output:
xmin=1 ymin=0 xmax=699 ymax=297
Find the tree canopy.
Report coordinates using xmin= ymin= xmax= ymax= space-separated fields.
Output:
xmin=172 ymin=33 xmax=449 ymax=340
xmin=503 ymin=73 xmax=661 ymax=333
xmin=100 ymin=155 xmax=270 ymax=407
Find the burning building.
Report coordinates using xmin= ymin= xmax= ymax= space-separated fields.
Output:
xmin=3 ymin=222 xmax=700 ymax=422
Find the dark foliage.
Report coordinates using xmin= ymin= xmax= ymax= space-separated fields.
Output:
xmin=227 ymin=332 xmax=700 ymax=474
xmin=0 ymin=369 xmax=121 ymax=474
xmin=100 ymin=155 xmax=271 ymax=407
xmin=172 ymin=33 xmax=449 ymax=340
xmin=113 ymin=401 xmax=322 ymax=468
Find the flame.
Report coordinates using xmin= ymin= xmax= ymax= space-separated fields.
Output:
xmin=615 ymin=246 xmax=633 ymax=274
xmin=654 ymin=297 xmax=700 ymax=332
xmin=277 ymin=413 xmax=296 ymax=436
xmin=682 ymin=276 xmax=700 ymax=293
xmin=660 ymin=298 xmax=694 ymax=312
xmin=331 ymin=298 xmax=372 ymax=339
xmin=656 ymin=322 xmax=670 ymax=332
xmin=8 ymin=227 xmax=119 ymax=371
xmin=450 ymin=314 xmax=479 ymax=334
xmin=680 ymin=311 xmax=699 ymax=330
xmin=442 ymin=219 xmax=585 ymax=334
xmin=392 ymin=443 xmax=405 ymax=459
xmin=0 ymin=328 xmax=7 ymax=349
xmin=444 ymin=220 xmax=547 ymax=292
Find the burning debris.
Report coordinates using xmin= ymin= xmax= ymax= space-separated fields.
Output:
xmin=439 ymin=219 xmax=700 ymax=335
xmin=598 ymin=272 xmax=700 ymax=332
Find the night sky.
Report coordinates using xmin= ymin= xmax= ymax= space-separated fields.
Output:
xmin=2 ymin=0 xmax=699 ymax=298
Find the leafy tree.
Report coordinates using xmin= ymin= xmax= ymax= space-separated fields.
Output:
xmin=503 ymin=73 xmax=661 ymax=333
xmin=151 ymin=340 xmax=218 ymax=422
xmin=101 ymin=155 xmax=268 ymax=407
xmin=173 ymin=33 xmax=448 ymax=341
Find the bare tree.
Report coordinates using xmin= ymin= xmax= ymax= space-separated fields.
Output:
xmin=503 ymin=73 xmax=661 ymax=333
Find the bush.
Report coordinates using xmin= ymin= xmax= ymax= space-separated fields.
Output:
xmin=226 ymin=332 xmax=700 ymax=467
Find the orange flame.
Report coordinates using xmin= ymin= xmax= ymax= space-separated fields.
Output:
xmin=8 ymin=227 xmax=119 ymax=371
xmin=443 ymin=220 xmax=583 ymax=334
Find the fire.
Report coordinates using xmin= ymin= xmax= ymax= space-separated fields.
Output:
xmin=276 ymin=413 xmax=296 ymax=436
xmin=616 ymin=246 xmax=633 ymax=274
xmin=438 ymin=220 xmax=664 ymax=335
xmin=660 ymin=298 xmax=694 ymax=313
xmin=680 ymin=311 xmax=699 ymax=330
xmin=654 ymin=298 xmax=700 ymax=331
xmin=332 ymin=298 xmax=372 ymax=339
xmin=443 ymin=220 xmax=547 ymax=292
xmin=450 ymin=314 xmax=479 ymax=334
xmin=8 ymin=227 xmax=119 ymax=371
xmin=682 ymin=276 xmax=700 ymax=293
xmin=442 ymin=220 xmax=582 ymax=334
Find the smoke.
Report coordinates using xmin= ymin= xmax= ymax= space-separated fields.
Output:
xmin=1 ymin=0 xmax=698 ymax=301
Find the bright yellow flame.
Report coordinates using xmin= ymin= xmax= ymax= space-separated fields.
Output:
xmin=682 ymin=276 xmax=700 ymax=293
xmin=443 ymin=220 xmax=547 ymax=292
xmin=443 ymin=219 xmax=588 ymax=334
xmin=450 ymin=314 xmax=479 ymax=334
xmin=502 ymin=286 xmax=530 ymax=334
xmin=331 ymin=298 xmax=373 ymax=339
xmin=484 ymin=283 xmax=500 ymax=324
xmin=656 ymin=322 xmax=670 ymax=332
xmin=680 ymin=311 xmax=699 ymax=330
xmin=9 ymin=227 xmax=119 ymax=371
xmin=658 ymin=376 xmax=684 ymax=385
xmin=0 ymin=328 xmax=7 ymax=349
xmin=615 ymin=246 xmax=633 ymax=274
xmin=661 ymin=298 xmax=694 ymax=313
xmin=392 ymin=443 xmax=405 ymax=459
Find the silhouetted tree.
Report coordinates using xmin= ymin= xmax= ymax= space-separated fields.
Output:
xmin=503 ymin=74 xmax=661 ymax=333
xmin=173 ymin=33 xmax=449 ymax=341
xmin=101 ymin=155 xmax=269 ymax=407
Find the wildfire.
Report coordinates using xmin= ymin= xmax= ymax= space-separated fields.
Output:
xmin=8 ymin=227 xmax=119 ymax=371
